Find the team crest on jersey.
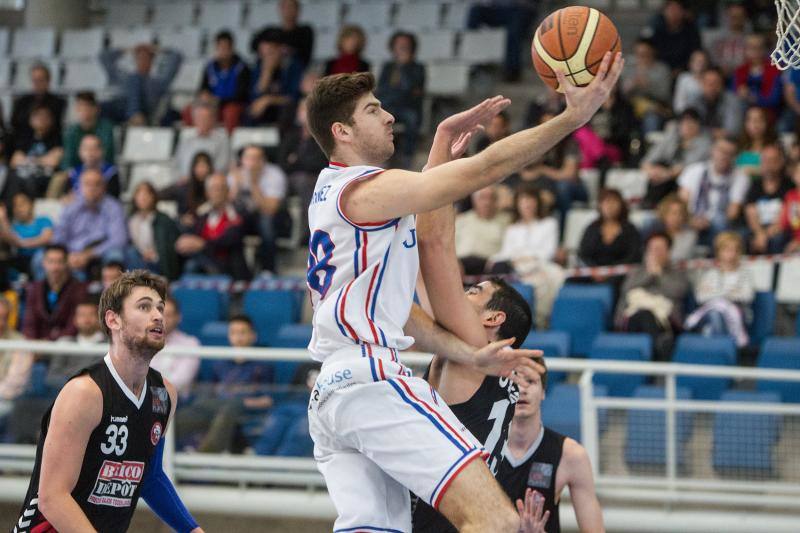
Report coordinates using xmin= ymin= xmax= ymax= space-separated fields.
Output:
xmin=151 ymin=386 xmax=168 ymax=414
xmin=527 ymin=462 xmax=554 ymax=489
xmin=88 ymin=460 xmax=144 ymax=507
xmin=151 ymin=421 xmax=163 ymax=446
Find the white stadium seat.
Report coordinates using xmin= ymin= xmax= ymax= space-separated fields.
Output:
xmin=563 ymin=208 xmax=598 ymax=252
xmin=34 ymin=199 xmax=64 ymax=225
xmin=61 ymin=61 xmax=108 ymax=92
xmin=122 ymin=127 xmax=175 ymax=163
xmin=312 ymin=28 xmax=338 ymax=62
xmin=248 ymin=1 xmax=282 ymax=29
xmin=425 ymin=62 xmax=469 ymax=96
xmin=416 ymin=30 xmax=456 ymax=62
xmin=746 ymin=258 xmax=775 ymax=293
xmin=605 ymin=168 xmax=648 ymax=203
xmin=0 ymin=61 xmax=11 ymax=89
xmin=171 ymin=59 xmax=205 ymax=93
xmin=459 ymin=29 xmax=506 ymax=64
xmin=442 ymin=1 xmax=468 ymax=30
xmin=363 ymin=30 xmax=394 ymax=64
xmin=127 ymin=163 xmax=177 ymax=196
xmin=60 ymin=28 xmax=105 ymax=60
xmin=231 ymin=127 xmax=280 ymax=151
xmin=579 ymin=168 xmax=600 ymax=207
xmin=108 ymin=27 xmax=154 ymax=49
xmin=104 ymin=3 xmax=149 ymax=27
xmin=395 ymin=1 xmax=442 ymax=30
xmin=152 ymin=3 xmax=196 ymax=28
xmin=344 ymin=2 xmax=392 ymax=31
xmin=629 ymin=209 xmax=656 ymax=232
xmin=12 ymin=28 xmax=56 ymax=59
xmin=0 ymin=28 xmax=10 ymax=55
xmin=300 ymin=1 xmax=342 ymax=31
xmin=775 ymin=258 xmax=800 ymax=303
xmin=198 ymin=1 xmax=244 ymax=31
xmin=157 ymin=28 xmax=205 ymax=58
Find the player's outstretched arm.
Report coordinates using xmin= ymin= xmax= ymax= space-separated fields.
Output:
xmin=561 ymin=438 xmax=605 ymax=533
xmin=37 ymin=376 xmax=103 ymax=532
xmin=140 ymin=379 xmax=204 ymax=533
xmin=405 ymin=304 xmax=543 ymax=378
xmin=342 ymin=52 xmax=623 ymax=224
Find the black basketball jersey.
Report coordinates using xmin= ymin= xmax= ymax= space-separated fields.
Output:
xmin=498 ymin=427 xmax=566 ymax=533
xmin=412 ymin=366 xmax=518 ymax=533
xmin=14 ymin=355 xmax=171 ymax=533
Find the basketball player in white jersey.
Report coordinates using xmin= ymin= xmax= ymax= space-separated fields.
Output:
xmin=305 ymin=52 xmax=623 ymax=532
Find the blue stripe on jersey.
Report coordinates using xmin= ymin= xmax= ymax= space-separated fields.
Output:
xmin=370 ymin=245 xmax=391 ymax=320
xmin=353 ymin=228 xmax=361 ymax=277
xmin=333 ymin=288 xmax=350 ymax=341
xmin=430 ymin=448 xmax=482 ymax=506
xmin=334 ymin=527 xmax=404 ymax=533
xmin=386 ymin=379 xmax=468 ymax=455
xmin=368 ymin=356 xmax=379 ymax=381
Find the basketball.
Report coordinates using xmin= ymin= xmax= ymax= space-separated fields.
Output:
xmin=532 ymin=6 xmax=621 ymax=93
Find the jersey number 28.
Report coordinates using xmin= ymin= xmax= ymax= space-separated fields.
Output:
xmin=307 ymin=230 xmax=336 ymax=298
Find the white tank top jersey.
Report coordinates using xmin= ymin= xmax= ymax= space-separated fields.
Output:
xmin=306 ymin=162 xmax=419 ymax=363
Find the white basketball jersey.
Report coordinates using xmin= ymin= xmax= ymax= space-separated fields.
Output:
xmin=307 ymin=162 xmax=419 ymax=363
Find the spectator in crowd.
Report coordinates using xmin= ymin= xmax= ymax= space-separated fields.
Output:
xmin=278 ymin=98 xmax=327 ymax=242
xmin=22 ymin=244 xmax=87 ymax=340
xmin=781 ymin=67 xmax=800 ymax=132
xmin=61 ymin=92 xmax=114 ymax=171
xmin=55 ymin=134 xmax=120 ymax=198
xmin=476 ymin=111 xmax=512 ymax=153
xmin=201 ymin=31 xmax=251 ymax=132
xmin=732 ymin=34 xmax=783 ymax=117
xmin=641 ymin=108 xmax=712 ymax=208
xmin=709 ymin=2 xmax=750 ymax=76
xmin=176 ymin=173 xmax=250 ymax=280
xmin=621 ymin=38 xmax=672 ymax=134
xmin=253 ymin=362 xmax=319 ymax=457
xmin=10 ymin=104 xmax=63 ymax=198
xmin=685 ymin=231 xmax=754 ymax=346
xmin=377 ymin=32 xmax=426 ymax=169
xmin=689 ymin=67 xmax=745 ymax=138
xmin=582 ymin=87 xmax=639 ymax=168
xmin=101 ymin=43 xmax=182 ymax=125
xmin=126 ymin=182 xmax=182 ymax=280
xmin=52 ymin=169 xmax=128 ymax=278
xmin=10 ymin=63 xmax=66 ymax=139
xmin=736 ymin=106 xmax=778 ymax=177
xmin=780 ymin=163 xmax=800 ymax=253
xmin=100 ymin=260 xmax=124 ymax=291
xmin=578 ymin=188 xmax=643 ymax=268
xmin=150 ymin=297 xmax=201 ymax=401
xmin=744 ymin=144 xmax=791 ymax=253
xmin=673 ymin=50 xmax=710 ymax=114
xmin=455 ymin=186 xmax=511 ymax=275
xmin=678 ymin=136 xmax=750 ymax=245
xmin=176 ymin=315 xmax=272 ymax=453
xmin=174 ymin=101 xmax=231 ymax=178
xmin=247 ymin=29 xmax=303 ymax=126
xmin=0 ymin=191 xmax=53 ymax=277
xmin=467 ymin=0 xmax=536 ymax=82
xmin=161 ymin=151 xmax=213 ymax=229
xmin=251 ymin=0 xmax=314 ymax=68
xmin=0 ymin=296 xmax=33 ymax=430
xmin=645 ymin=0 xmax=702 ymax=72
xmin=324 ymin=25 xmax=370 ymax=76
xmin=44 ymin=300 xmax=105 ymax=390
xmin=650 ymin=193 xmax=698 ymax=261
xmin=228 ymin=145 xmax=287 ymax=273
xmin=615 ymin=232 xmax=690 ymax=361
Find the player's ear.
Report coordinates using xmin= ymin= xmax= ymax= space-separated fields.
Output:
xmin=104 ymin=309 xmax=121 ymax=333
xmin=331 ymin=121 xmax=351 ymax=144
xmin=482 ymin=309 xmax=506 ymax=328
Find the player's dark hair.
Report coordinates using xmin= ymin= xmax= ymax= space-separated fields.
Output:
xmin=485 ymin=278 xmax=532 ymax=349
xmin=307 ymin=72 xmax=376 ymax=157
xmin=99 ymin=270 xmax=167 ymax=339
xmin=229 ymin=313 xmax=255 ymax=330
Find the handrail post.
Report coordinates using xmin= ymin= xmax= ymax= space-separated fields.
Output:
xmin=579 ymin=370 xmax=599 ymax=477
xmin=666 ymin=372 xmax=677 ymax=499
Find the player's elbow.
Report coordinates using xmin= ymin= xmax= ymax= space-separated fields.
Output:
xmin=36 ymin=489 xmax=60 ymax=519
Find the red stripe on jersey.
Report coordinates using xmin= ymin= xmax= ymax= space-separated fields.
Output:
xmin=396 ymin=378 xmax=472 ymax=450
xmin=364 ymin=264 xmax=381 ymax=344
xmin=377 ymin=358 xmax=387 ymax=380
xmin=361 ymin=231 xmax=368 ymax=273
xmin=338 ymin=279 xmax=360 ymax=342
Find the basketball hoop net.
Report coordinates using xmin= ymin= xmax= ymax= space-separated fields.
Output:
xmin=772 ymin=0 xmax=800 ymax=70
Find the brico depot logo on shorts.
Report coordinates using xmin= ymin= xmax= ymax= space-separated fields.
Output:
xmin=87 ymin=460 xmax=145 ymax=507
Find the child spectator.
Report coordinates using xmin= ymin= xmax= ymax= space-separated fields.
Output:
xmin=0 ymin=192 xmax=53 ymax=277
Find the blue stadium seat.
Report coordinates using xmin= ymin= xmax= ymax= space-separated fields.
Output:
xmin=625 ymin=385 xmax=693 ymax=469
xmin=269 ymin=324 xmax=314 ymax=384
xmin=712 ymin=391 xmax=782 ymax=475
xmin=756 ymin=337 xmax=800 ymax=403
xmin=243 ymin=289 xmax=304 ymax=346
xmin=199 ymin=321 xmax=229 ymax=347
xmin=549 ymin=298 xmax=606 ymax=356
xmin=541 ymin=383 xmax=608 ymax=443
xmin=749 ymin=291 xmax=776 ymax=347
xmin=171 ymin=287 xmax=226 ymax=337
xmin=558 ymin=283 xmax=614 ymax=319
xmin=673 ymin=334 xmax=736 ymax=400
xmin=509 ymin=281 xmax=535 ymax=327
xmin=589 ymin=333 xmax=652 ymax=397
xmin=521 ymin=330 xmax=570 ymax=387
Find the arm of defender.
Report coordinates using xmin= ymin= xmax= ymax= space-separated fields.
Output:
xmin=140 ymin=379 xmax=203 ymax=533
xmin=36 ymin=376 xmax=102 ymax=533
xmin=342 ymin=53 xmax=624 ymax=223
xmin=562 ymin=438 xmax=605 ymax=533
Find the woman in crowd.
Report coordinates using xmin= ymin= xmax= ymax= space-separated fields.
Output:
xmin=160 ymin=151 xmax=214 ymax=229
xmin=578 ymin=188 xmax=643 ymax=268
xmin=736 ymin=106 xmax=778 ymax=178
xmin=650 ymin=193 xmax=698 ymax=261
xmin=127 ymin=181 xmax=181 ymax=280
xmin=324 ymin=25 xmax=370 ymax=76
xmin=673 ymin=49 xmax=710 ymax=113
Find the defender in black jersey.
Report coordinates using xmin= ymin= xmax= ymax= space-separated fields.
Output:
xmin=14 ymin=270 xmax=202 ymax=533
xmin=499 ymin=364 xmax=604 ymax=533
xmin=414 ymin=137 xmax=543 ymax=531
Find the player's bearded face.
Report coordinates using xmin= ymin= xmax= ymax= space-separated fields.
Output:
xmin=350 ymin=96 xmax=395 ymax=164
xmin=118 ymin=291 xmax=166 ymax=360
